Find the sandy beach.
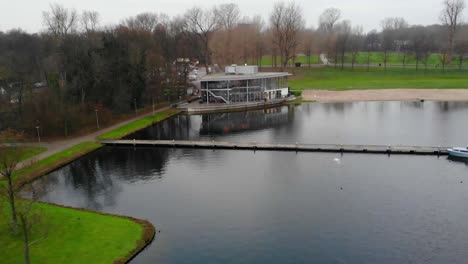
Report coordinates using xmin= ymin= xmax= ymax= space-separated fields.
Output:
xmin=302 ymin=89 xmax=468 ymax=102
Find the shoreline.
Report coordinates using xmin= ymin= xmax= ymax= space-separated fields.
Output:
xmin=2 ymin=108 xmax=182 ymax=263
xmin=302 ymin=89 xmax=468 ymax=102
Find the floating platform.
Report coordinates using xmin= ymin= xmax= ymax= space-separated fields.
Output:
xmin=100 ymin=140 xmax=449 ymax=156
xmin=178 ymin=98 xmax=293 ymax=114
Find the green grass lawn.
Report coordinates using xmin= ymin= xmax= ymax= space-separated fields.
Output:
xmin=15 ymin=147 xmax=47 ymax=161
xmin=0 ymin=146 xmax=47 ymax=166
xmin=98 ymin=109 xmax=181 ymax=140
xmin=250 ymin=55 xmax=322 ymax=66
xmin=0 ymin=199 xmax=145 ymax=264
xmin=254 ymin=52 xmax=468 ymax=67
xmin=0 ymin=109 xmax=174 ymax=263
xmin=0 ymin=141 xmax=154 ymax=263
xmin=288 ymin=67 xmax=468 ymax=90
xmin=4 ymin=142 xmax=103 ymax=189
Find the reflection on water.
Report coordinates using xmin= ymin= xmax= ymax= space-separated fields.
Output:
xmin=127 ymin=106 xmax=295 ymax=140
xmin=448 ymin=156 xmax=468 ymax=166
xmin=27 ymin=147 xmax=468 ymax=264
xmin=130 ymin=101 xmax=468 ymax=146
xmin=24 ymin=101 xmax=468 ymax=263
xmin=200 ymin=107 xmax=293 ymax=135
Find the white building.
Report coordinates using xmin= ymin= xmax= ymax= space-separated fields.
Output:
xmin=200 ymin=65 xmax=290 ymax=104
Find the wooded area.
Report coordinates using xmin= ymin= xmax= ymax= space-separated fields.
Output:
xmin=0 ymin=1 xmax=467 ymax=137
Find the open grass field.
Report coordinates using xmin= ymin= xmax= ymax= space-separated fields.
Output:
xmin=0 ymin=146 xmax=47 ymax=164
xmin=0 ymin=199 xmax=145 ymax=264
xmin=288 ymin=67 xmax=468 ymax=90
xmin=255 ymin=52 xmax=468 ymax=67
xmin=98 ymin=108 xmax=181 ymax=140
xmin=1 ymin=142 xmax=102 ymax=189
xmin=0 ymin=141 xmax=154 ymax=263
xmin=0 ymin=108 xmax=177 ymax=263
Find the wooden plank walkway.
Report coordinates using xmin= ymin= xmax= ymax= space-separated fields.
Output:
xmin=99 ymin=140 xmax=449 ymax=156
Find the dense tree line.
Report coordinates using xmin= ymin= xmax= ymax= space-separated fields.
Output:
xmin=0 ymin=5 xmax=200 ymax=137
xmin=1 ymin=1 xmax=467 ymax=137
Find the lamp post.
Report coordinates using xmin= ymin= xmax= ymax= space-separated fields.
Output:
xmin=35 ymin=126 xmax=41 ymax=143
xmin=95 ymin=109 xmax=100 ymax=129
xmin=134 ymin=99 xmax=138 ymax=116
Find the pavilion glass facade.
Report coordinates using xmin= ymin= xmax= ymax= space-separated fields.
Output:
xmin=200 ymin=76 xmax=289 ymax=104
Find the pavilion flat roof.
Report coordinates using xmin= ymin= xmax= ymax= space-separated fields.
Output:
xmin=200 ymin=72 xmax=291 ymax=82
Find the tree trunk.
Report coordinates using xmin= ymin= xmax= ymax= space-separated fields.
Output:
xmin=80 ymin=86 xmax=86 ymax=106
xmin=20 ymin=214 xmax=30 ymax=264
xmin=459 ymin=55 xmax=463 ymax=70
xmin=7 ymin=173 xmax=18 ymax=229
xmin=402 ymin=53 xmax=406 ymax=69
xmin=367 ymin=52 xmax=370 ymax=72
xmin=334 ymin=45 xmax=338 ymax=69
xmin=383 ymin=50 xmax=388 ymax=71
xmin=352 ymin=54 xmax=355 ymax=70
xmin=341 ymin=49 xmax=345 ymax=70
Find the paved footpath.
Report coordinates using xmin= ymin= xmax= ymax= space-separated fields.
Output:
xmin=303 ymin=89 xmax=468 ymax=102
xmin=16 ymin=106 xmax=172 ymax=170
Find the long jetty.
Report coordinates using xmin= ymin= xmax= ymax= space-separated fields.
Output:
xmin=99 ymin=140 xmax=449 ymax=156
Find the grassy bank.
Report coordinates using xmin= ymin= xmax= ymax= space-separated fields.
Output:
xmin=0 ymin=108 xmax=183 ymax=262
xmin=0 ymin=141 xmax=155 ymax=263
xmin=98 ymin=109 xmax=181 ymax=140
xmin=254 ymin=52 xmax=468 ymax=67
xmin=288 ymin=67 xmax=468 ymax=90
xmin=0 ymin=199 xmax=154 ymax=264
xmin=4 ymin=142 xmax=102 ymax=189
xmin=0 ymin=146 xmax=47 ymax=164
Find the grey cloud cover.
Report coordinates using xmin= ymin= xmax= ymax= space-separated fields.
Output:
xmin=0 ymin=0 xmax=458 ymax=33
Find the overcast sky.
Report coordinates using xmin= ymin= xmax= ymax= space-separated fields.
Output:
xmin=0 ymin=0 xmax=463 ymax=33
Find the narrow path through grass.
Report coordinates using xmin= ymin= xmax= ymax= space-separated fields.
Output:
xmin=0 ymin=109 xmax=181 ymax=262
xmin=289 ymin=67 xmax=468 ymax=90
xmin=98 ymin=109 xmax=181 ymax=140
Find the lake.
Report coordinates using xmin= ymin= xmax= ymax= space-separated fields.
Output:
xmin=28 ymin=102 xmax=468 ymax=263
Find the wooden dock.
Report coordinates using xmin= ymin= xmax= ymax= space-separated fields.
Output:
xmin=99 ymin=140 xmax=449 ymax=156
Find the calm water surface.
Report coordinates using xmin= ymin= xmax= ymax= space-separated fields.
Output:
xmin=129 ymin=101 xmax=468 ymax=146
xmin=28 ymin=102 xmax=468 ymax=263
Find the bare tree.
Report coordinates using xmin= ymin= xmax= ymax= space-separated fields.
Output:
xmin=125 ymin=12 xmax=159 ymax=32
xmin=81 ymin=10 xmax=100 ymax=33
xmin=302 ymin=28 xmax=315 ymax=68
xmin=411 ymin=26 xmax=428 ymax=70
xmin=364 ymin=30 xmax=380 ymax=71
xmin=42 ymin=3 xmax=78 ymax=37
xmin=0 ymin=129 xmax=24 ymax=230
xmin=319 ymin=7 xmax=341 ymax=60
xmin=349 ymin=25 xmax=364 ymax=70
xmin=15 ymin=199 xmax=44 ymax=264
xmin=251 ymin=15 xmax=266 ymax=67
xmin=381 ymin=17 xmax=408 ymax=70
xmin=334 ymin=20 xmax=352 ymax=70
xmin=440 ymin=0 xmax=465 ymax=63
xmin=185 ymin=7 xmax=220 ymax=74
xmin=215 ymin=3 xmax=240 ymax=30
xmin=455 ymin=37 xmax=468 ymax=69
xmin=269 ymin=2 xmax=305 ymax=70
xmin=213 ymin=3 xmax=240 ymax=65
